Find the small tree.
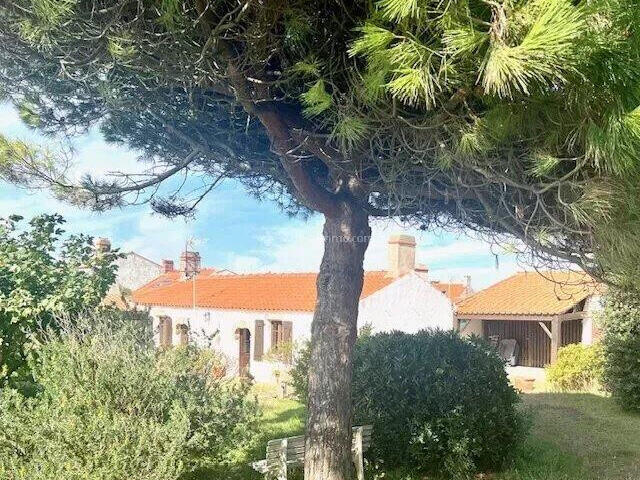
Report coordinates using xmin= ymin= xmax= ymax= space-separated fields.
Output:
xmin=0 ymin=214 xmax=118 ymax=392
xmin=601 ymin=290 xmax=640 ymax=410
xmin=2 ymin=1 xmax=640 ymax=477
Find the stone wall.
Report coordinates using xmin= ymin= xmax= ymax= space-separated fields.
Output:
xmin=114 ymin=252 xmax=163 ymax=291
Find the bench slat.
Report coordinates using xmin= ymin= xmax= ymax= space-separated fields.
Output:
xmin=255 ymin=425 xmax=373 ymax=478
xmin=266 ymin=440 xmax=371 ymax=460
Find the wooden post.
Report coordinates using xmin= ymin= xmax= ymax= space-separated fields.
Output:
xmin=550 ymin=316 xmax=561 ymax=364
xmin=274 ymin=438 xmax=287 ymax=480
xmin=353 ymin=426 xmax=364 ymax=480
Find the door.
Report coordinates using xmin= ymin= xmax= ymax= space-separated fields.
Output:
xmin=237 ymin=328 xmax=251 ymax=376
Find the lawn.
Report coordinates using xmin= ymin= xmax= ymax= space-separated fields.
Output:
xmin=502 ymin=393 xmax=640 ymax=480
xmin=210 ymin=388 xmax=640 ymax=480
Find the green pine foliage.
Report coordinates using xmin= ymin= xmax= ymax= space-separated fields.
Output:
xmin=300 ymin=80 xmax=333 ymax=116
xmin=2 ymin=0 xmax=640 ymax=289
xmin=481 ymin=0 xmax=586 ymax=98
xmin=332 ymin=114 xmax=370 ymax=152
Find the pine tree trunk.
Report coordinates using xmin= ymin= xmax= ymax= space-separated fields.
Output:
xmin=304 ymin=201 xmax=371 ymax=480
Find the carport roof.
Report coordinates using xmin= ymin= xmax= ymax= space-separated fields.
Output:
xmin=456 ymin=271 xmax=602 ymax=317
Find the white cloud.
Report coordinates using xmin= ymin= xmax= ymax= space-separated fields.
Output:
xmin=68 ymin=136 xmax=142 ymax=181
xmin=1 ymin=101 xmax=144 ymax=182
xmin=222 ymin=217 xmax=524 ymax=289
xmin=0 ymin=103 xmax=21 ymax=131
xmin=120 ymin=213 xmax=194 ymax=261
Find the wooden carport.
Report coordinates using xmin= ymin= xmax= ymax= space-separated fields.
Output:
xmin=455 ymin=271 xmax=600 ymax=367
xmin=457 ymin=312 xmax=585 ymax=366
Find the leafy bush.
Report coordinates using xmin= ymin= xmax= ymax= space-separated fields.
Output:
xmin=291 ymin=330 xmax=526 ymax=478
xmin=546 ymin=343 xmax=603 ymax=392
xmin=289 ymin=340 xmax=311 ymax=403
xmin=0 ymin=311 xmax=258 ymax=480
xmin=602 ymin=290 xmax=640 ymax=411
xmin=0 ymin=214 xmax=118 ymax=391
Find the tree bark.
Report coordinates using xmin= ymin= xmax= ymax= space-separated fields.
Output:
xmin=304 ymin=201 xmax=371 ymax=480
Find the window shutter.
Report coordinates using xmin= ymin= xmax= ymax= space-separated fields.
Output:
xmin=254 ymin=320 xmax=264 ymax=361
xmin=177 ymin=324 xmax=189 ymax=346
xmin=283 ymin=321 xmax=293 ymax=344
xmin=283 ymin=322 xmax=293 ymax=363
xmin=271 ymin=320 xmax=280 ymax=349
xmin=159 ymin=316 xmax=173 ymax=347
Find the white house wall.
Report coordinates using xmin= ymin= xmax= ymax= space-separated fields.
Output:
xmin=358 ymin=272 xmax=454 ymax=334
xmin=148 ymin=305 xmax=313 ymax=383
xmin=582 ymin=294 xmax=603 ymax=345
xmin=147 ymin=272 xmax=456 ymax=383
xmin=458 ymin=318 xmax=483 ymax=338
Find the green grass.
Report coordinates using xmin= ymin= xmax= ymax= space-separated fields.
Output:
xmin=507 ymin=393 xmax=640 ymax=480
xmin=196 ymin=385 xmax=305 ymax=480
xmin=199 ymin=389 xmax=640 ymax=480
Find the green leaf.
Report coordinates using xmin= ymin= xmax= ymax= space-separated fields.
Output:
xmin=377 ymin=0 xmax=422 ymax=22
xmin=300 ymin=80 xmax=333 ymax=117
xmin=289 ymin=59 xmax=322 ymax=78
xmin=481 ymin=0 xmax=586 ymax=98
xmin=349 ymin=24 xmax=395 ymax=59
xmin=444 ymin=27 xmax=489 ymax=56
xmin=528 ymin=153 xmax=561 ymax=177
xmin=332 ymin=115 xmax=370 ymax=152
xmin=387 ymin=67 xmax=438 ymax=108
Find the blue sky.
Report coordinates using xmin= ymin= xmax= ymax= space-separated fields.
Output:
xmin=0 ymin=102 xmax=525 ymax=289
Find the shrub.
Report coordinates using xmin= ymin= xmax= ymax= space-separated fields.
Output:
xmin=289 ymin=340 xmax=311 ymax=403
xmin=291 ymin=330 xmax=527 ymax=478
xmin=0 ymin=311 xmax=258 ymax=480
xmin=546 ymin=343 xmax=604 ymax=391
xmin=601 ymin=290 xmax=640 ymax=411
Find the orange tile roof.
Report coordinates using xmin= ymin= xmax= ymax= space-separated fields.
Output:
xmin=456 ymin=271 xmax=601 ymax=317
xmin=431 ymin=282 xmax=467 ymax=303
xmin=133 ymin=270 xmax=395 ymax=312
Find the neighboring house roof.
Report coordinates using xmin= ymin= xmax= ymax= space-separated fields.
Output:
xmin=456 ymin=271 xmax=601 ymax=317
xmin=133 ymin=270 xmax=395 ymax=312
xmin=102 ymin=290 xmax=130 ymax=310
xmin=431 ymin=282 xmax=467 ymax=303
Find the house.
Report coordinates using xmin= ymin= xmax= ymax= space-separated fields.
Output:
xmin=455 ymin=270 xmax=603 ymax=367
xmin=94 ymin=237 xmax=164 ymax=308
xmin=132 ymin=235 xmax=469 ymax=382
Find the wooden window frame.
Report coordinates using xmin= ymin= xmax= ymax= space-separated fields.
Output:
xmin=270 ymin=320 xmax=293 ymax=364
xmin=254 ymin=320 xmax=265 ymax=361
xmin=159 ymin=316 xmax=173 ymax=347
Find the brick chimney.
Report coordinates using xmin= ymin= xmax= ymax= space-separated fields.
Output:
xmin=180 ymin=251 xmax=201 ymax=278
xmin=162 ymin=259 xmax=175 ymax=273
xmin=387 ymin=234 xmax=416 ymax=278
xmin=94 ymin=237 xmax=111 ymax=253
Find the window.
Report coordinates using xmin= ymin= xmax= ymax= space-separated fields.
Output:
xmin=270 ymin=320 xmax=293 ymax=363
xmin=254 ymin=320 xmax=265 ymax=361
xmin=159 ymin=316 xmax=172 ymax=347
xmin=176 ymin=323 xmax=189 ymax=346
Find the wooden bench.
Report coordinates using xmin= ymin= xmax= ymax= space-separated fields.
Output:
xmin=251 ymin=425 xmax=373 ymax=480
